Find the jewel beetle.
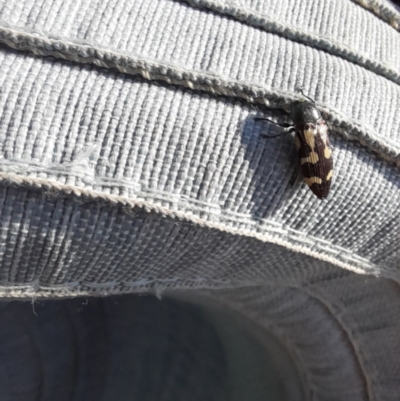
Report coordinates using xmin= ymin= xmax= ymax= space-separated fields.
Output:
xmin=256 ymin=91 xmax=333 ymax=199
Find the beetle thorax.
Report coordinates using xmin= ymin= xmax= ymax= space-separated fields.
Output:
xmin=290 ymin=101 xmax=322 ymax=126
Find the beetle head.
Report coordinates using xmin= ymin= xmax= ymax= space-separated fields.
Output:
xmin=290 ymin=101 xmax=321 ymax=125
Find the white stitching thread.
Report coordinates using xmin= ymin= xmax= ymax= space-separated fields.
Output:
xmin=0 ymin=171 xmax=391 ymax=281
xmin=0 ymin=22 xmax=399 ymax=167
xmin=182 ymin=0 xmax=400 ymax=82
xmin=351 ymin=0 xmax=400 ymax=31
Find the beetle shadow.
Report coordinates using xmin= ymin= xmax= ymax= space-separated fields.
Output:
xmin=239 ymin=107 xmax=400 ymax=226
xmin=239 ymin=112 xmax=303 ymax=221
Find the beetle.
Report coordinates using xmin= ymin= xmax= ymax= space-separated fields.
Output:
xmin=255 ymin=91 xmax=333 ymax=199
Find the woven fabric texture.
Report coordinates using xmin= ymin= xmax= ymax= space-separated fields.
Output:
xmin=0 ymin=0 xmax=398 ymax=400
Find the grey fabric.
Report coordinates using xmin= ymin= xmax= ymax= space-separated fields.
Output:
xmin=0 ymin=0 xmax=398 ymax=400
xmin=0 ymin=296 xmax=232 ymax=401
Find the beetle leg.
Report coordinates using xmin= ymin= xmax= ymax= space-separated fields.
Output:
xmin=260 ymin=126 xmax=295 ymax=138
xmin=289 ymin=169 xmax=299 ymax=187
xmin=254 ymin=117 xmax=292 ymax=128
xmin=255 ymin=118 xmax=295 ymax=138
xmin=289 ymin=161 xmax=304 ymax=187
xmin=287 ymin=145 xmax=304 ymax=188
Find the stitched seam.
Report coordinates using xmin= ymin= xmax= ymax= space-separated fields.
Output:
xmin=0 ymin=172 xmax=391 ymax=279
xmin=189 ymin=293 xmax=314 ymax=401
xmin=0 ymin=279 xmax=383 ymax=401
xmin=299 ymin=284 xmax=375 ymax=401
xmin=0 ymin=23 xmax=399 ymax=167
xmin=0 ymin=159 xmax=396 ymax=262
xmin=181 ymin=0 xmax=400 ymax=83
xmin=351 ymin=0 xmax=400 ymax=31
xmin=203 ymin=284 xmax=376 ymax=401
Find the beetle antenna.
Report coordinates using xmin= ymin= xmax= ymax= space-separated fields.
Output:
xmin=296 ymin=87 xmax=315 ymax=104
xmin=260 ymin=127 xmax=295 ymax=139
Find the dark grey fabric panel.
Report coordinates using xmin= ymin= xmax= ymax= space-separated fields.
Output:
xmin=0 ymin=296 xmax=232 ymax=401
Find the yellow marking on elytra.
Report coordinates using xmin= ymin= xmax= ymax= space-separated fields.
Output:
xmin=303 ymin=128 xmax=316 ymax=150
xmin=326 ymin=170 xmax=333 ymax=181
xmin=324 ymin=146 xmax=332 ymax=159
xmin=299 ymin=127 xmax=319 ymax=164
xmin=301 ymin=151 xmax=319 ymax=165
xmin=295 ymin=135 xmax=301 ymax=150
xmin=304 ymin=177 xmax=322 ymax=186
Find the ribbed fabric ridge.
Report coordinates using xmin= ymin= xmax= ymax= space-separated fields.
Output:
xmin=0 ymin=172 xmax=389 ymax=281
xmin=182 ymin=0 xmax=400 ymax=84
xmin=351 ymin=0 xmax=400 ymax=30
xmin=0 ymin=22 xmax=399 ymax=168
